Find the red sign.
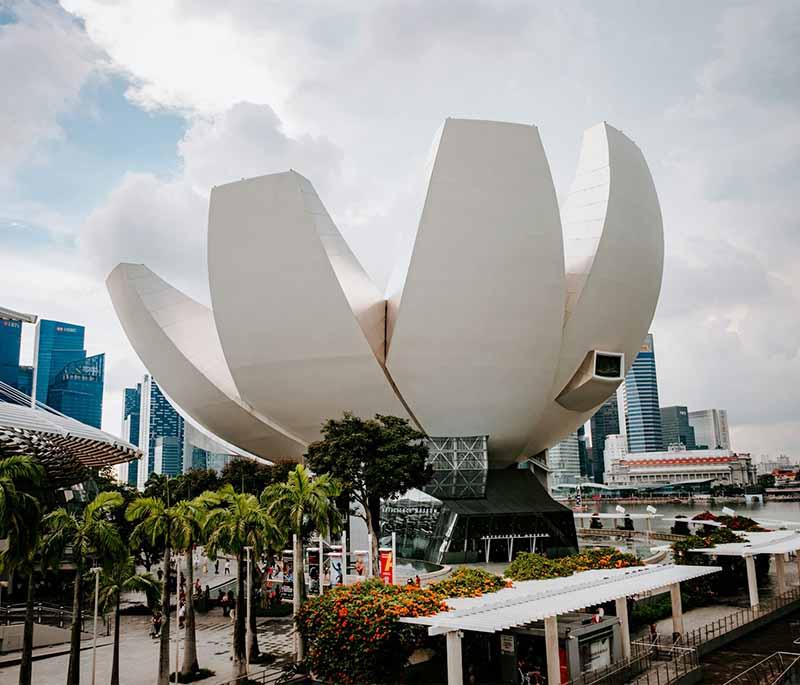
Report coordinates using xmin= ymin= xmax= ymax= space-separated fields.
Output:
xmin=379 ymin=550 xmax=393 ymax=584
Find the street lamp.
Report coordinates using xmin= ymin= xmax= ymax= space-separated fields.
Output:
xmin=90 ymin=566 xmax=101 ymax=685
xmin=244 ymin=546 xmax=253 ymax=671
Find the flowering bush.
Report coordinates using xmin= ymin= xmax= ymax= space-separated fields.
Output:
xmin=297 ymin=568 xmax=507 ymax=684
xmin=428 ymin=567 xmax=510 ymax=599
xmin=505 ymin=549 xmax=641 ymax=581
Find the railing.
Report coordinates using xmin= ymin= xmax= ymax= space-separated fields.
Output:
xmin=684 ymin=586 xmax=800 ymax=648
xmin=565 ymin=639 xmax=699 ymax=685
xmin=576 ymin=529 xmax=686 ymax=542
xmin=0 ymin=602 xmax=110 ymax=636
xmin=722 ymin=652 xmax=800 ymax=685
xmin=213 ymin=666 xmax=316 ymax=685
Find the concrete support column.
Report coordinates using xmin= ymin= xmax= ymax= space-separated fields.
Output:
xmin=615 ymin=597 xmax=631 ymax=660
xmin=745 ymin=555 xmax=759 ymax=608
xmin=544 ymin=615 xmax=560 ymax=685
xmin=670 ymin=583 xmax=684 ymax=637
xmin=446 ymin=631 xmax=463 ymax=685
xmin=775 ymin=554 xmax=787 ymax=595
xmin=795 ymin=552 xmax=800 ymax=586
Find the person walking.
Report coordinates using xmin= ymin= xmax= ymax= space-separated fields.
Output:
xmin=224 ymin=559 xmax=231 ymax=575
xmin=214 ymin=558 xmax=220 ymax=574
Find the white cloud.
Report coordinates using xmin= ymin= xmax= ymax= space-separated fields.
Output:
xmin=0 ymin=1 xmax=103 ymax=183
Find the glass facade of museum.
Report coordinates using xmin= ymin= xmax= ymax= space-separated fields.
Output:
xmin=382 ymin=458 xmax=578 ymax=564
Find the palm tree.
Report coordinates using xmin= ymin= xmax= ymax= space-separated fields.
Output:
xmin=204 ymin=486 xmax=283 ymax=676
xmin=98 ymin=556 xmax=160 ymax=685
xmin=172 ymin=493 xmax=216 ymax=677
xmin=41 ymin=491 xmax=125 ymax=685
xmin=264 ymin=465 xmax=340 ymax=662
xmin=0 ymin=455 xmax=45 ymax=685
xmin=126 ymin=497 xmax=181 ymax=685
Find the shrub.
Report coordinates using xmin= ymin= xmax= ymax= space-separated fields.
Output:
xmin=297 ymin=580 xmax=446 ymax=684
xmin=428 ymin=567 xmax=509 ymax=599
xmin=505 ymin=549 xmax=642 ymax=581
xmin=298 ymin=568 xmax=508 ymax=684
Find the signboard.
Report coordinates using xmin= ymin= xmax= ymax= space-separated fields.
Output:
xmin=379 ymin=549 xmax=393 ymax=584
xmin=500 ymin=634 xmax=515 ymax=654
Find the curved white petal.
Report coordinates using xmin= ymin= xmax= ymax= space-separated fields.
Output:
xmin=207 ymin=171 xmax=412 ymax=442
xmin=386 ymin=118 xmax=565 ymax=465
xmin=107 ymin=263 xmax=306 ymax=461
xmin=524 ymin=122 xmax=664 ymax=455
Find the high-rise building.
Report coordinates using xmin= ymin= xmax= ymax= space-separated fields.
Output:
xmin=16 ymin=366 xmax=33 ymax=397
xmin=547 ymin=432 xmax=581 ymax=488
xmin=689 ymin=409 xmax=730 ymax=450
xmin=660 ymin=405 xmax=696 ymax=450
xmin=0 ymin=318 xmax=22 ymax=389
xmin=138 ymin=375 xmax=184 ymax=489
xmin=154 ymin=436 xmax=184 ymax=477
xmin=118 ymin=384 xmax=142 ymax=486
xmin=624 ymin=333 xmax=664 ymax=453
xmin=589 ymin=395 xmax=620 ymax=483
xmin=603 ymin=434 xmax=628 ymax=481
xmin=577 ymin=425 xmax=590 ymax=478
xmin=46 ymin=354 xmax=105 ymax=428
xmin=32 ymin=320 xmax=86 ymax=406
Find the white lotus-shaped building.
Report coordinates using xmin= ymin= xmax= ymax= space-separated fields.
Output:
xmin=107 ymin=118 xmax=663 ymax=469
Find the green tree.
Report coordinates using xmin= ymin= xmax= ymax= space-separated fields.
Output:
xmin=41 ymin=492 xmax=125 ymax=685
xmin=98 ymin=556 xmax=160 ymax=685
xmin=126 ymin=496 xmax=182 ymax=685
xmin=264 ymin=465 xmax=340 ymax=662
xmin=305 ymin=413 xmax=430 ymax=574
xmin=221 ymin=457 xmax=292 ymax=495
xmin=0 ymin=455 xmax=45 ymax=685
xmin=172 ymin=493 xmax=217 ymax=676
xmin=204 ymin=486 xmax=283 ymax=675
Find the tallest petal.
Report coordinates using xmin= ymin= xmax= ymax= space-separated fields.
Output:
xmin=385 ymin=118 xmax=566 ymax=465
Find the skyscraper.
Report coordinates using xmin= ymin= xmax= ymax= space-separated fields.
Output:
xmin=660 ymin=405 xmax=696 ymax=449
xmin=154 ymin=436 xmax=183 ymax=477
xmin=688 ymin=409 xmax=730 ymax=450
xmin=547 ymin=432 xmax=581 ymax=488
xmin=119 ymin=384 xmax=141 ymax=486
xmin=589 ymin=395 xmax=620 ymax=483
xmin=0 ymin=318 xmax=22 ymax=389
xmin=624 ymin=333 xmax=664 ymax=453
xmin=32 ymin=320 xmax=86 ymax=405
xmin=46 ymin=354 xmax=105 ymax=428
xmin=138 ymin=375 xmax=184 ymax=489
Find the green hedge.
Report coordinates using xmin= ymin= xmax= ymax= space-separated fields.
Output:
xmin=505 ymin=549 xmax=642 ymax=581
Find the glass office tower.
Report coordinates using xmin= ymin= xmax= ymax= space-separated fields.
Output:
xmin=660 ymin=405 xmax=696 ymax=449
xmin=138 ymin=375 xmax=184 ymax=488
xmin=32 ymin=320 xmax=86 ymax=405
xmin=121 ymin=384 xmax=142 ymax=486
xmin=624 ymin=333 xmax=664 ymax=453
xmin=589 ymin=395 xmax=620 ymax=482
xmin=46 ymin=354 xmax=105 ymax=428
xmin=0 ymin=319 xmax=22 ymax=389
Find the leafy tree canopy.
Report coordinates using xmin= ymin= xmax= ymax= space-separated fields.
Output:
xmin=220 ymin=457 xmax=292 ymax=495
xmin=305 ymin=413 xmax=431 ymax=521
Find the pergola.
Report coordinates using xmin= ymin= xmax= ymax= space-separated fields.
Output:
xmin=690 ymin=530 xmax=800 ymax=608
xmin=402 ymin=563 xmax=721 ymax=685
xmin=0 ymin=402 xmax=141 ymax=486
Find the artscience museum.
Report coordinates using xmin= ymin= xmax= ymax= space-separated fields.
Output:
xmin=107 ymin=118 xmax=663 ymax=562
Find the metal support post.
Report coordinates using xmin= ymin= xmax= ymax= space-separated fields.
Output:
xmin=670 ymin=582 xmax=684 ymax=637
xmin=446 ymin=631 xmax=463 ymax=685
xmin=544 ymin=616 xmax=560 ymax=685
xmin=745 ymin=554 xmax=759 ymax=608
xmin=91 ymin=566 xmax=101 ymax=685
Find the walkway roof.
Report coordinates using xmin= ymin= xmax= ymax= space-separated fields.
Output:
xmin=573 ymin=512 xmax=660 ymax=520
xmin=0 ymin=402 xmax=141 ymax=484
xmin=690 ymin=530 xmax=800 ymax=557
xmin=401 ymin=564 xmax=720 ymax=636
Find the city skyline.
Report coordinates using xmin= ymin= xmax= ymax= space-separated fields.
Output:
xmin=2 ymin=2 xmax=798 ymax=458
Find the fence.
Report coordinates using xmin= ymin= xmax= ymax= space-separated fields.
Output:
xmin=0 ymin=602 xmax=110 ymax=636
xmin=683 ymin=586 xmax=800 ymax=648
xmin=214 ymin=666 xmax=315 ymax=685
xmin=722 ymin=652 xmax=800 ymax=685
xmin=566 ymin=638 xmax=699 ymax=685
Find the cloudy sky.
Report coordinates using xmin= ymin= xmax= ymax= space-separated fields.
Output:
xmin=1 ymin=0 xmax=798 ymax=459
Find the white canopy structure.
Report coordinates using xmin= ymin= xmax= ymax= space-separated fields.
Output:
xmin=402 ymin=564 xmax=719 ymax=685
xmin=690 ymin=530 xmax=800 ymax=607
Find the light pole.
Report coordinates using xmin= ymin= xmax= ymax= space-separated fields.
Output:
xmin=90 ymin=566 xmax=101 ymax=685
xmin=244 ymin=546 xmax=253 ymax=672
